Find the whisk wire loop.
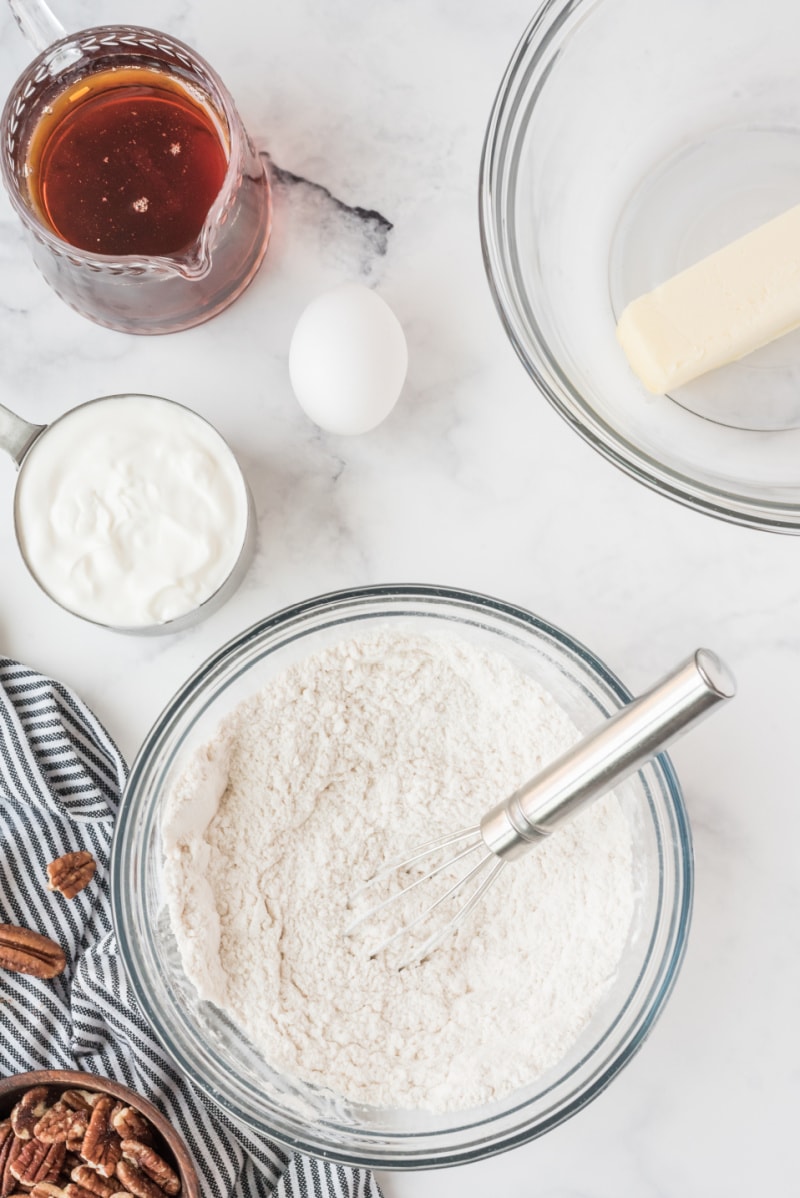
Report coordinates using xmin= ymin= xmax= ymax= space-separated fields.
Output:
xmin=349 ymin=826 xmax=482 ymax=897
xmin=368 ymin=846 xmax=493 ymax=960
xmin=397 ymin=858 xmax=506 ymax=970
xmin=344 ymin=827 xmax=482 ymax=936
xmin=347 ymin=822 xmax=508 ymax=968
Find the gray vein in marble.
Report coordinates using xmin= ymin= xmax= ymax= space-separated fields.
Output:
xmin=263 ymin=152 xmax=393 ymax=261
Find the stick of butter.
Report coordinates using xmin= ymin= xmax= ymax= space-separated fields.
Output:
xmin=616 ymin=203 xmax=800 ymax=393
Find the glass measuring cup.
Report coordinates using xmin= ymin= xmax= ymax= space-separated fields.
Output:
xmin=1 ymin=1 xmax=271 ymax=333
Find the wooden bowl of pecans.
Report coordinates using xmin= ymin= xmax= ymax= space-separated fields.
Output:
xmin=0 ymin=1072 xmax=199 ymax=1198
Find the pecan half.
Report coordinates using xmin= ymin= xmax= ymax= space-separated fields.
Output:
xmin=0 ymin=926 xmax=66 ymax=980
xmin=119 ymin=1145 xmax=178 ymax=1198
xmin=0 ymin=1124 xmax=22 ymax=1198
xmin=113 ymin=1164 xmax=163 ymax=1198
xmin=35 ymin=1106 xmax=89 ymax=1146
xmin=0 ymin=1124 xmax=13 ymax=1162
xmin=60 ymin=1095 xmax=98 ymax=1115
xmin=108 ymin=1112 xmax=149 ymax=1148
xmin=46 ymin=853 xmax=96 ymax=901
xmin=10 ymin=1139 xmax=65 ymax=1187
xmin=65 ymin=1130 xmax=85 ymax=1156
xmin=70 ymin=1168 xmax=117 ymax=1198
xmin=80 ymin=1100 xmax=121 ymax=1179
xmin=10 ymin=1088 xmax=51 ymax=1140
xmin=64 ymin=1186 xmax=100 ymax=1198
xmin=30 ymin=1186 xmax=67 ymax=1198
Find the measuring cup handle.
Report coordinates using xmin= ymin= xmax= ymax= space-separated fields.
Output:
xmin=8 ymin=0 xmax=66 ymax=54
xmin=481 ymin=649 xmax=736 ymax=860
xmin=0 ymin=402 xmax=45 ymax=467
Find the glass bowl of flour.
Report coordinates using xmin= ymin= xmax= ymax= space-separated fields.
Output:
xmin=111 ymin=585 xmax=693 ymax=1167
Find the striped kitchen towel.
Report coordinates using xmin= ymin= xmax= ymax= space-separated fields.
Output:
xmin=0 ymin=658 xmax=383 ymax=1198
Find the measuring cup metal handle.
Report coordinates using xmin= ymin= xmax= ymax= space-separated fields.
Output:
xmin=480 ymin=649 xmax=736 ymax=861
xmin=8 ymin=0 xmax=66 ymax=54
xmin=0 ymin=402 xmax=46 ymax=467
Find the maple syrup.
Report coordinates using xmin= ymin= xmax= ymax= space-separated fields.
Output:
xmin=26 ymin=66 xmax=229 ymax=257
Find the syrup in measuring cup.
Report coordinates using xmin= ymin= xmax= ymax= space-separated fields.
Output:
xmin=1 ymin=23 xmax=272 ymax=333
xmin=27 ymin=67 xmax=228 ymax=257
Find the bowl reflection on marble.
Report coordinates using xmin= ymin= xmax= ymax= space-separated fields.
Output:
xmin=111 ymin=585 xmax=692 ymax=1169
xmin=480 ymin=0 xmax=800 ymax=532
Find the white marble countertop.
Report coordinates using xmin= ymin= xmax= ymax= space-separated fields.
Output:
xmin=1 ymin=1 xmax=798 ymax=1194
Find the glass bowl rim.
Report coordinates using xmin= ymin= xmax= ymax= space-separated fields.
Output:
xmin=111 ymin=582 xmax=694 ymax=1169
xmin=478 ymin=0 xmax=800 ymax=535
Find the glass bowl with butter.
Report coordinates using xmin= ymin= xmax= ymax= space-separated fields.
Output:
xmin=481 ymin=0 xmax=800 ymax=532
xmin=1 ymin=393 xmax=254 ymax=632
xmin=111 ymin=584 xmax=693 ymax=1168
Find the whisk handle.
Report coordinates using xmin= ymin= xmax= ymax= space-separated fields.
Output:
xmin=480 ymin=649 xmax=735 ymax=862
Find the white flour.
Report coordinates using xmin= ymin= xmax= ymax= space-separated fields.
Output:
xmin=162 ymin=631 xmax=635 ymax=1111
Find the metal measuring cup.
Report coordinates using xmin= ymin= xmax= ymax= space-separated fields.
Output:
xmin=0 ymin=394 xmax=256 ymax=634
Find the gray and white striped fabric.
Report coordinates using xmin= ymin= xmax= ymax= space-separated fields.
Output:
xmin=0 ymin=658 xmax=383 ymax=1198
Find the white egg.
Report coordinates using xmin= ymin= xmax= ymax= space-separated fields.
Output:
xmin=288 ymin=283 xmax=408 ymax=435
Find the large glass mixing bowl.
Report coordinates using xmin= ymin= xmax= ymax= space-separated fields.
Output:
xmin=111 ymin=585 xmax=693 ymax=1168
xmin=481 ymin=0 xmax=800 ymax=532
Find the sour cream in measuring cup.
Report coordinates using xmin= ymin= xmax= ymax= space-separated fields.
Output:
xmin=14 ymin=394 xmax=250 ymax=629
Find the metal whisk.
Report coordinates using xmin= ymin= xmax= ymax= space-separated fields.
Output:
xmin=346 ymin=649 xmax=735 ymax=968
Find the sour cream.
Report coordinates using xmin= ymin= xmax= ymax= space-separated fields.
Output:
xmin=15 ymin=394 xmax=249 ymax=628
